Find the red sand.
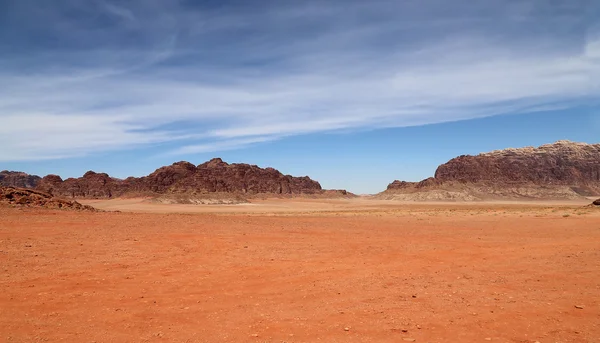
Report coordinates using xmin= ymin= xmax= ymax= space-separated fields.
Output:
xmin=1 ymin=202 xmax=599 ymax=342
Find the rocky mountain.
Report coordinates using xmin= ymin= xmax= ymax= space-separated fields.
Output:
xmin=0 ymin=170 xmax=41 ymax=188
xmin=380 ymin=140 xmax=600 ymax=201
xmin=34 ymin=158 xmax=350 ymax=200
xmin=0 ymin=186 xmax=96 ymax=211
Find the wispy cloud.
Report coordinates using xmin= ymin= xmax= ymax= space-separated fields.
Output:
xmin=169 ymin=136 xmax=279 ymax=156
xmin=100 ymin=1 xmax=137 ymax=23
xmin=0 ymin=0 xmax=598 ymax=161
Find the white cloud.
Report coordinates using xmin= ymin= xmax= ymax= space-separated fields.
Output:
xmin=170 ymin=136 xmax=278 ymax=155
xmin=101 ymin=1 xmax=137 ymax=23
xmin=0 ymin=0 xmax=598 ymax=161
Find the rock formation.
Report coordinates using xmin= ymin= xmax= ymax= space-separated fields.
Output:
xmin=593 ymin=199 xmax=600 ymax=206
xmin=37 ymin=171 xmax=126 ymax=198
xmin=380 ymin=140 xmax=600 ymax=201
xmin=0 ymin=186 xmax=96 ymax=211
xmin=34 ymin=158 xmax=350 ymax=200
xmin=0 ymin=170 xmax=41 ymax=188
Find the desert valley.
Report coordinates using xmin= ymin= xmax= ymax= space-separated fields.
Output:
xmin=0 ymin=141 xmax=599 ymax=342
xmin=3 ymin=0 xmax=599 ymax=341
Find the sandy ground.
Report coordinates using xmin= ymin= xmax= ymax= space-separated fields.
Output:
xmin=78 ymin=197 xmax=594 ymax=214
xmin=1 ymin=200 xmax=599 ymax=342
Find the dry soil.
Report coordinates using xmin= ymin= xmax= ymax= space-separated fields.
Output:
xmin=1 ymin=199 xmax=599 ymax=342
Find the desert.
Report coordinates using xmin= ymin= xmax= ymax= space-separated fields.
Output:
xmin=1 ymin=193 xmax=600 ymax=342
xmin=2 ymin=140 xmax=600 ymax=342
xmin=1 ymin=1 xmax=599 ymax=341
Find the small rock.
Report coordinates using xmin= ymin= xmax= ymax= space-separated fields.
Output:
xmin=401 ymin=329 xmax=408 ymax=333
xmin=344 ymin=327 xmax=350 ymax=331
xmin=416 ymin=325 xmax=421 ymax=329
xmin=485 ymin=338 xmax=492 ymax=341
xmin=250 ymin=334 xmax=258 ymax=337
xmin=575 ymin=305 xmax=584 ymax=309
xmin=403 ymin=339 xmax=416 ymax=342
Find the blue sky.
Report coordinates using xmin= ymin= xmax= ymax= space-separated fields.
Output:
xmin=0 ymin=0 xmax=598 ymax=193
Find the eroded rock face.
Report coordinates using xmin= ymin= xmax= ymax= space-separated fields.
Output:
xmin=0 ymin=171 xmax=41 ymax=188
xmin=386 ymin=178 xmax=440 ymax=191
xmin=383 ymin=141 xmax=600 ymax=200
xmin=35 ymin=158 xmax=330 ymax=199
xmin=434 ymin=141 xmax=600 ymax=191
xmin=36 ymin=175 xmax=64 ymax=194
xmin=0 ymin=186 xmax=96 ymax=211
xmin=38 ymin=171 xmax=125 ymax=198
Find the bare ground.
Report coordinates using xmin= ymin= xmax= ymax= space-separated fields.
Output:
xmin=1 ymin=200 xmax=599 ymax=342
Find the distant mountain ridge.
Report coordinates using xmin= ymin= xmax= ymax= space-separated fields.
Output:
xmin=0 ymin=170 xmax=42 ymax=189
xmin=3 ymin=141 xmax=599 ymax=202
xmin=4 ymin=158 xmax=351 ymax=201
xmin=380 ymin=140 xmax=600 ymax=201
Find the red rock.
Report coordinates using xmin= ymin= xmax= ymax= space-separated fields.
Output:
xmin=32 ymin=158 xmax=347 ymax=200
xmin=434 ymin=141 xmax=600 ymax=191
xmin=383 ymin=141 xmax=600 ymax=200
xmin=0 ymin=186 xmax=96 ymax=211
xmin=39 ymin=172 xmax=124 ymax=198
xmin=0 ymin=170 xmax=41 ymax=188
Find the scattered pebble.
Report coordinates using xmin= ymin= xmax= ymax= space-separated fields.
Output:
xmin=250 ymin=334 xmax=258 ymax=337
xmin=344 ymin=327 xmax=350 ymax=331
xmin=401 ymin=329 xmax=408 ymax=333
xmin=575 ymin=305 xmax=584 ymax=309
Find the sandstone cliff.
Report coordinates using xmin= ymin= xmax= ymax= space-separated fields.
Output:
xmin=35 ymin=158 xmax=349 ymax=200
xmin=0 ymin=170 xmax=41 ymax=188
xmin=380 ymin=140 xmax=600 ymax=201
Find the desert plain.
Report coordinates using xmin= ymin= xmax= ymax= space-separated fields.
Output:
xmin=1 ymin=198 xmax=599 ymax=343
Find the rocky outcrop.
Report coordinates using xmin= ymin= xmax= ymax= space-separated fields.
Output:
xmin=380 ymin=141 xmax=600 ymax=201
xmin=593 ymin=199 xmax=600 ymax=206
xmin=36 ymin=174 xmax=65 ymax=195
xmin=37 ymin=171 xmax=126 ymax=198
xmin=133 ymin=158 xmax=323 ymax=195
xmin=0 ymin=186 xmax=96 ymax=211
xmin=0 ymin=171 xmax=41 ymax=188
xmin=434 ymin=141 xmax=600 ymax=191
xmin=34 ymin=158 xmax=347 ymax=200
